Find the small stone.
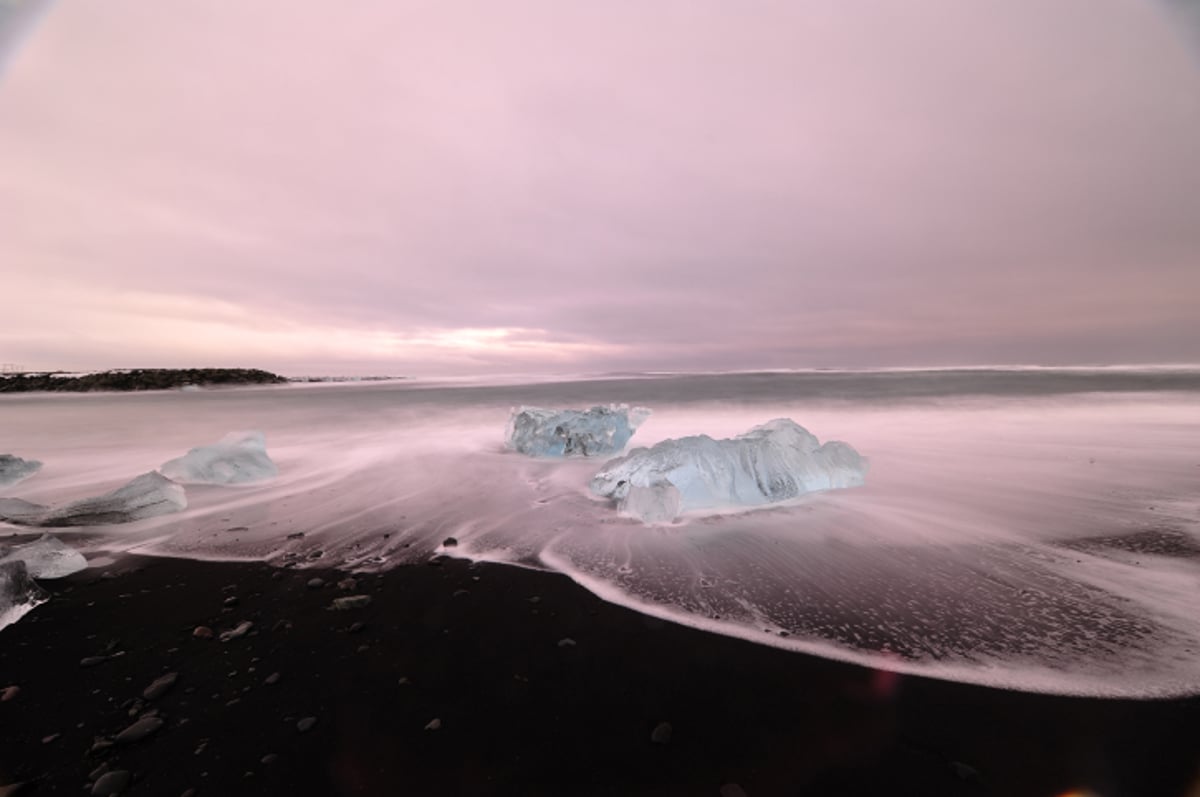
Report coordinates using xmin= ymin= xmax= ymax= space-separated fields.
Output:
xmin=223 ymin=596 xmax=239 ymax=607
xmin=220 ymin=620 xmax=253 ymax=641
xmin=306 ymin=577 xmax=325 ymax=589
xmin=348 ymin=621 xmax=365 ymax=634
xmin=286 ymin=531 xmax=305 ymax=539
xmin=330 ymin=595 xmax=371 ymax=610
xmin=261 ymin=753 xmax=279 ymax=765
xmin=557 ymin=637 xmax=576 ymax=648
xmin=442 ymin=537 xmax=458 ymax=547
xmin=720 ymin=785 xmax=749 ymax=797
xmin=91 ymin=770 xmax=131 ymax=796
xmin=452 ymin=589 xmax=470 ymax=598
xmin=651 ymin=722 xmax=672 ymax=744
xmin=0 ymin=685 xmax=18 ymax=702
xmin=424 ymin=718 xmax=441 ymax=731
xmin=264 ymin=672 xmax=281 ymax=685
xmin=88 ymin=764 xmax=109 ymax=781
xmin=80 ymin=656 xmax=108 ymax=668
xmin=41 ymin=732 xmax=59 ymax=744
xmin=192 ymin=626 xmax=214 ymax=639
xmin=297 ymin=716 xmax=318 ymax=733
xmin=337 ymin=577 xmax=358 ymax=591
xmin=115 ymin=716 xmax=163 ymax=744
xmin=143 ymin=672 xmax=178 ymax=700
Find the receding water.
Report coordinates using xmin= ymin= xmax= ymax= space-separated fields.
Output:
xmin=3 ymin=369 xmax=1200 ymax=697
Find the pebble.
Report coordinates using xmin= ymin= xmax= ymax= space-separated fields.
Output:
xmin=337 ymin=577 xmax=358 ymax=591
xmin=220 ymin=620 xmax=253 ymax=641
xmin=442 ymin=536 xmax=458 ymax=547
xmin=192 ymin=626 xmax=214 ymax=639
xmin=223 ymin=596 xmax=240 ymax=607
xmin=348 ymin=621 xmax=365 ymax=634
xmin=331 ymin=595 xmax=371 ymax=610
xmin=297 ymin=716 xmax=318 ymax=733
xmin=286 ymin=531 xmax=305 ymax=539
xmin=91 ymin=770 xmax=131 ymax=796
xmin=0 ymin=685 xmax=18 ymax=702
xmin=261 ymin=753 xmax=279 ymax=765
xmin=424 ymin=718 xmax=442 ymax=731
xmin=651 ymin=722 xmax=673 ymax=744
xmin=306 ymin=577 xmax=325 ymax=589
xmin=143 ymin=672 xmax=178 ymax=700
xmin=115 ymin=715 xmax=164 ymax=744
xmin=557 ymin=637 xmax=577 ymax=648
xmin=264 ymin=672 xmax=281 ymax=685
xmin=41 ymin=733 xmax=59 ymax=744
xmin=80 ymin=656 xmax=109 ymax=668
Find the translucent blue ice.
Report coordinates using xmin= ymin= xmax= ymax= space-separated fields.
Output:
xmin=160 ymin=431 xmax=278 ymax=484
xmin=506 ymin=405 xmax=650 ymax=457
xmin=590 ymin=418 xmax=867 ymax=521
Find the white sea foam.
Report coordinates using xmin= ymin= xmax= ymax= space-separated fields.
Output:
xmin=1 ymin=372 xmax=1199 ymax=696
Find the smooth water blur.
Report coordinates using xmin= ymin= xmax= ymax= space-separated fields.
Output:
xmin=2 ymin=369 xmax=1199 ymax=696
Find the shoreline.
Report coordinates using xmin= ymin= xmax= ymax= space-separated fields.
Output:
xmin=2 ymin=553 xmax=1198 ymax=796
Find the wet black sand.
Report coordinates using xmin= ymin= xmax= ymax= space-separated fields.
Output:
xmin=2 ymin=553 xmax=1199 ymax=796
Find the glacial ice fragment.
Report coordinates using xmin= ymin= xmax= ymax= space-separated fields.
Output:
xmin=0 ymin=560 xmax=48 ymax=631
xmin=0 ymin=472 xmax=187 ymax=527
xmin=0 ymin=454 xmax=41 ymax=487
xmin=0 ymin=534 xmax=87 ymax=578
xmin=590 ymin=418 xmax=868 ymax=521
xmin=160 ymin=431 xmax=278 ymax=484
xmin=506 ymin=405 xmax=650 ymax=457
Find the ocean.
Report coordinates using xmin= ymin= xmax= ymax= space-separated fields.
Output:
xmin=3 ymin=367 xmax=1199 ymax=698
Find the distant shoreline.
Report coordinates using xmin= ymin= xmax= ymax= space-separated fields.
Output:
xmin=0 ymin=368 xmax=287 ymax=393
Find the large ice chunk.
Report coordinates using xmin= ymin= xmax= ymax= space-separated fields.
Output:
xmin=0 ymin=534 xmax=88 ymax=578
xmin=0 ymin=472 xmax=187 ymax=527
xmin=506 ymin=405 xmax=650 ymax=457
xmin=0 ymin=454 xmax=41 ymax=487
xmin=160 ymin=431 xmax=278 ymax=484
xmin=0 ymin=560 xmax=48 ymax=632
xmin=590 ymin=418 xmax=868 ymax=521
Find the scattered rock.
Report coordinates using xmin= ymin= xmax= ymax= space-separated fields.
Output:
xmin=91 ymin=770 xmax=131 ymax=796
xmin=442 ymin=537 xmax=458 ymax=547
xmin=192 ymin=626 xmax=213 ymax=639
xmin=80 ymin=656 xmax=109 ymax=668
xmin=306 ymin=577 xmax=325 ymax=589
xmin=337 ymin=577 xmax=357 ymax=591
xmin=41 ymin=732 xmax=59 ymax=744
xmin=651 ymin=722 xmax=672 ymax=744
xmin=297 ymin=716 xmax=317 ymax=733
xmin=424 ymin=718 xmax=442 ymax=731
xmin=347 ymin=621 xmax=365 ymax=634
xmin=223 ymin=595 xmax=239 ymax=607
xmin=260 ymin=753 xmax=278 ymax=765
xmin=330 ymin=595 xmax=371 ymax=610
xmin=220 ymin=620 xmax=253 ymax=641
xmin=143 ymin=672 xmax=178 ymax=700
xmin=286 ymin=532 xmax=305 ymax=539
xmin=115 ymin=716 xmax=163 ymax=744
xmin=557 ymin=637 xmax=577 ymax=648
xmin=264 ymin=672 xmax=280 ymax=685
xmin=452 ymin=589 xmax=470 ymax=598
xmin=0 ymin=685 xmax=18 ymax=702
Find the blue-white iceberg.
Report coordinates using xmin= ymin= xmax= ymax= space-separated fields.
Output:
xmin=506 ymin=405 xmax=650 ymax=457
xmin=160 ymin=431 xmax=278 ymax=484
xmin=590 ymin=419 xmax=868 ymax=522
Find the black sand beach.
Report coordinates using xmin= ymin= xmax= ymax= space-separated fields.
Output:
xmin=2 ymin=549 xmax=1199 ymax=797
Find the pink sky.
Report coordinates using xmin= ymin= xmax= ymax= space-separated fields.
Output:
xmin=2 ymin=0 xmax=1199 ymax=376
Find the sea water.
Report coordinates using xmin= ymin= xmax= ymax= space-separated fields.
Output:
xmin=2 ymin=368 xmax=1199 ymax=697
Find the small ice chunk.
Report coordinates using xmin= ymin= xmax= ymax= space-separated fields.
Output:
xmin=590 ymin=419 xmax=868 ymax=521
xmin=0 ymin=534 xmax=87 ymax=578
xmin=39 ymin=472 xmax=186 ymax=527
xmin=0 ymin=454 xmax=42 ymax=487
xmin=506 ymin=405 xmax=650 ymax=457
xmin=160 ymin=431 xmax=278 ymax=485
xmin=0 ymin=560 xmax=48 ymax=631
